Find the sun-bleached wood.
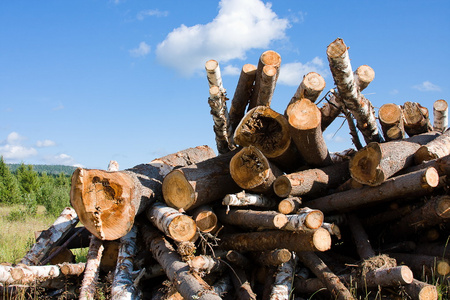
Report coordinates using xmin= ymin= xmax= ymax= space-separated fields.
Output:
xmin=20 ymin=207 xmax=78 ymax=265
xmin=327 ymin=38 xmax=382 ymax=144
xmin=378 ymin=103 xmax=405 ymax=141
xmin=307 ymin=167 xmax=440 ymax=214
xmin=71 ymin=145 xmax=215 ymax=240
xmin=286 ymin=98 xmax=332 ymax=167
xmin=162 ymin=150 xmax=240 ymax=211
xmin=433 ymin=99 xmax=448 ymax=132
xmin=349 ymin=132 xmax=439 ymax=186
xmin=229 ymin=146 xmax=283 ymax=193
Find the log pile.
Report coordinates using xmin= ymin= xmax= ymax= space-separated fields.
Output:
xmin=1 ymin=38 xmax=449 ymax=300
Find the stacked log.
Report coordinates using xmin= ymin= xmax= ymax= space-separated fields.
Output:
xmin=3 ymin=38 xmax=449 ymax=300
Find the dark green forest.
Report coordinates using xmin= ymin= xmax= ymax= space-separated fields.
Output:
xmin=0 ymin=156 xmax=73 ymax=218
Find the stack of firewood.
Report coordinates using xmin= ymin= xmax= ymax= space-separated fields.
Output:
xmin=1 ymin=37 xmax=449 ymax=300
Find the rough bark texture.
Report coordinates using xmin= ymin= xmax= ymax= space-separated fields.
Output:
xmin=146 ymin=202 xmax=197 ymax=242
xmin=320 ymin=91 xmax=342 ymax=132
xmin=220 ymin=228 xmax=331 ymax=252
xmin=253 ymin=249 xmax=292 ymax=266
xmin=307 ymin=167 xmax=440 ymax=214
xmin=20 ymin=207 xmax=78 ymax=266
xmin=349 ymin=132 xmax=439 ymax=186
xmin=79 ymin=235 xmax=104 ymax=300
xmin=433 ymin=99 xmax=448 ymax=132
xmin=378 ymin=103 xmax=405 ymax=141
xmin=327 ymin=38 xmax=382 ymax=144
xmin=286 ymin=98 xmax=332 ymax=167
xmin=297 ymin=251 xmax=355 ymax=300
xmin=140 ymin=224 xmax=221 ymax=300
xmin=256 ymin=65 xmax=278 ymax=107
xmin=274 ymin=161 xmax=350 ymax=197
xmin=229 ymin=146 xmax=283 ymax=193
xmin=162 ymin=149 xmax=240 ymax=211
xmin=111 ymin=226 xmax=141 ymax=300
xmin=71 ymin=145 xmax=215 ymax=240
xmin=223 ymin=190 xmax=277 ymax=208
xmin=216 ymin=207 xmax=288 ymax=230
xmin=347 ymin=214 xmax=376 ymax=260
xmin=208 ymin=85 xmax=233 ymax=154
xmin=415 ymin=129 xmax=450 ymax=163
xmin=403 ymin=101 xmax=433 ymax=136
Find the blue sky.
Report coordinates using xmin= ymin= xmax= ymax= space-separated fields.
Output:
xmin=1 ymin=0 xmax=449 ymax=170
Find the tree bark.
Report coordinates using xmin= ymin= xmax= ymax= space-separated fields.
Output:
xmin=225 ymin=250 xmax=251 ymax=269
xmin=256 ymin=65 xmax=278 ymax=107
xmin=252 ymin=249 xmax=292 ymax=267
xmin=223 ymin=190 xmax=277 ymax=208
xmin=378 ymin=103 xmax=405 ymax=141
xmin=229 ymin=63 xmax=257 ymax=142
xmin=402 ymin=101 xmax=433 ymax=136
xmin=71 ymin=145 xmax=215 ymax=240
xmin=162 ymin=149 xmax=240 ymax=211
xmin=404 ymin=279 xmax=438 ymax=300
xmin=209 ymin=85 xmax=233 ymax=154
xmin=306 ymin=167 xmax=440 ymax=214
xmin=277 ymin=197 xmax=302 ymax=214
xmin=268 ymin=254 xmax=297 ymax=300
xmin=286 ymin=98 xmax=332 ymax=167
xmin=20 ymin=207 xmax=78 ymax=265
xmin=273 ymin=161 xmax=350 ymax=198
xmin=347 ymin=214 xmax=376 ymax=260
xmin=296 ymin=251 xmax=355 ymax=300
xmin=326 ymin=38 xmax=382 ymax=144
xmin=140 ymin=223 xmax=222 ymax=300
xmin=290 ymin=72 xmax=326 ymax=105
xmin=216 ymin=208 xmax=288 ymax=230
xmin=79 ymin=235 xmax=104 ymax=300
xmin=349 ymin=132 xmax=439 ymax=186
xmin=40 ymin=226 xmax=86 ymax=265
xmin=248 ymin=50 xmax=281 ymax=111
xmin=205 ymin=59 xmax=225 ymax=93
xmin=229 ymin=146 xmax=283 ymax=193
xmin=146 ymin=202 xmax=197 ymax=242
xmin=230 ymin=264 xmax=257 ymax=300
xmin=415 ymin=129 xmax=450 ymax=163
xmin=433 ymin=99 xmax=448 ymax=132
xmin=188 ymin=255 xmax=226 ymax=274
xmin=220 ymin=228 xmax=331 ymax=252
xmin=111 ymin=226 xmax=141 ymax=300
xmin=320 ymin=90 xmax=342 ymax=132
xmin=212 ymin=274 xmax=233 ymax=298
xmin=283 ymin=208 xmax=324 ymax=230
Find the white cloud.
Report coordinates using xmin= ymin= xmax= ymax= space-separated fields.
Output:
xmin=156 ymin=0 xmax=289 ymax=76
xmin=43 ymin=153 xmax=80 ymax=166
xmin=222 ymin=65 xmax=240 ymax=76
xmin=278 ymin=57 xmax=328 ymax=86
xmin=130 ymin=42 xmax=151 ymax=57
xmin=5 ymin=132 xmax=25 ymax=145
xmin=413 ymin=81 xmax=441 ymax=92
xmin=137 ymin=9 xmax=169 ymax=20
xmin=36 ymin=139 xmax=56 ymax=148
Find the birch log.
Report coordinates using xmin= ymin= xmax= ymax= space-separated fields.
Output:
xmin=216 ymin=208 xmax=288 ymax=230
xmin=327 ymin=38 xmax=382 ymax=144
xmin=162 ymin=149 xmax=240 ymax=211
xmin=403 ymin=101 xmax=433 ymax=136
xmin=229 ymin=146 xmax=283 ymax=193
xmin=306 ymin=167 xmax=440 ymax=213
xmin=208 ymin=85 xmax=233 ymax=154
xmin=378 ymin=103 xmax=405 ymax=141
xmin=71 ymin=145 xmax=215 ymax=240
xmin=283 ymin=208 xmax=324 ymax=230
xmin=354 ymin=65 xmax=375 ymax=91
xmin=140 ymin=224 xmax=222 ymax=300
xmin=146 ymin=202 xmax=197 ymax=242
xmin=286 ymin=98 xmax=332 ymax=167
xmin=349 ymin=131 xmax=439 ymax=186
xmin=111 ymin=226 xmax=140 ymax=300
xmin=79 ymin=235 xmax=104 ymax=300
xmin=433 ymin=99 xmax=448 ymax=132
xmin=20 ymin=207 xmax=78 ymax=265
xmin=223 ymin=190 xmax=277 ymax=208
xmin=269 ymin=254 xmax=297 ymax=300
xmin=205 ymin=59 xmax=225 ymax=93
xmin=415 ymin=129 xmax=450 ymax=163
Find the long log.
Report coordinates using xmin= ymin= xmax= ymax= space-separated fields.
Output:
xmin=320 ymin=90 xmax=342 ymax=132
xmin=326 ymin=38 xmax=382 ymax=144
xmin=146 ymin=202 xmax=197 ymax=242
xmin=286 ymin=98 xmax=332 ymax=167
xmin=71 ymin=145 xmax=215 ymax=240
xmin=208 ymin=85 xmax=233 ymax=154
xmin=378 ymin=103 xmax=405 ymax=141
xmin=162 ymin=149 xmax=240 ymax=211
xmin=388 ymin=253 xmax=450 ymax=277
xmin=20 ymin=207 xmax=78 ymax=265
xmin=297 ymin=251 xmax=355 ymax=300
xmin=216 ymin=208 xmax=288 ymax=230
xmin=79 ymin=235 xmax=104 ymax=300
xmin=205 ymin=59 xmax=225 ymax=93
xmin=415 ymin=129 xmax=450 ymax=164
xmin=229 ymin=146 xmax=283 ymax=193
xmin=349 ymin=132 xmax=439 ymax=186
xmin=404 ymin=279 xmax=438 ymax=300
xmin=220 ymin=228 xmax=331 ymax=252
xmin=273 ymin=161 xmax=350 ymax=198
xmin=306 ymin=167 xmax=440 ymax=213
xmin=403 ymin=101 xmax=433 ymax=136
xmin=140 ymin=223 xmax=222 ymax=300
xmin=433 ymin=99 xmax=448 ymax=132
xmin=252 ymin=249 xmax=292 ymax=267
xmin=256 ymin=65 xmax=278 ymax=107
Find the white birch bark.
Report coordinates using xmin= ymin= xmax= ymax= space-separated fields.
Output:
xmin=205 ymin=59 xmax=225 ymax=94
xmin=20 ymin=207 xmax=78 ymax=265
xmin=222 ymin=190 xmax=276 ymax=207
xmin=208 ymin=85 xmax=233 ymax=154
xmin=283 ymin=208 xmax=324 ymax=230
xmin=433 ymin=99 xmax=448 ymax=132
xmin=79 ymin=235 xmax=104 ymax=300
xmin=269 ymin=254 xmax=297 ymax=300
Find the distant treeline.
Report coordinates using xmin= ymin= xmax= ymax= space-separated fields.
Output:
xmin=7 ymin=164 xmax=77 ymax=176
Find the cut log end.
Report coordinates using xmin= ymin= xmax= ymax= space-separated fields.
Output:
xmin=230 ymin=146 xmax=270 ymax=190
xmin=415 ymin=145 xmax=439 ymax=164
xmin=312 ymin=228 xmax=332 ymax=252
xmin=399 ymin=265 xmax=414 ymax=284
xmin=162 ymin=169 xmax=196 ymax=211
xmin=167 ymin=215 xmax=198 ymax=242
xmin=349 ymin=143 xmax=384 ymax=186
xmin=305 ymin=210 xmax=324 ymax=229
xmin=326 ymin=38 xmax=347 ymax=58
xmin=205 ymin=60 xmax=219 ymax=72
xmin=434 ymin=99 xmax=448 ymax=112
xmin=436 ymin=196 xmax=450 ymax=218
xmin=70 ymin=168 xmax=135 ymax=240
xmin=273 ymin=214 xmax=289 ymax=229
xmin=260 ymin=50 xmax=281 ymax=66
xmin=278 ymin=197 xmax=302 ymax=214
xmin=379 ymin=103 xmax=402 ymax=125
xmin=286 ymin=98 xmax=321 ymax=130
xmin=242 ymin=63 xmax=257 ymax=74
xmin=354 ymin=65 xmax=375 ymax=90
xmin=273 ymin=176 xmax=291 ymax=198
xmin=422 ymin=167 xmax=440 ymax=188
xmin=193 ymin=210 xmax=218 ymax=233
